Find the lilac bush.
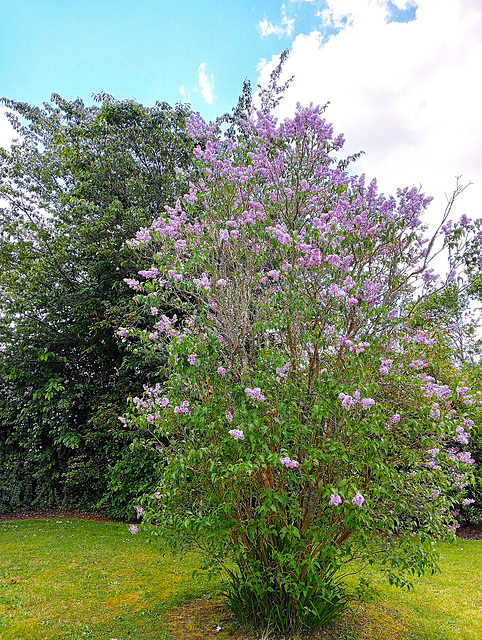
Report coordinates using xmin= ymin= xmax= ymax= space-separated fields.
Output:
xmin=122 ymin=104 xmax=481 ymax=633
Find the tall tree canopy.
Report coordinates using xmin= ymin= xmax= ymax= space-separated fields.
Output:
xmin=0 ymin=93 xmax=194 ymax=515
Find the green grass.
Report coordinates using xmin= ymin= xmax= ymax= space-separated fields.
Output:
xmin=358 ymin=539 xmax=482 ymax=640
xmin=0 ymin=518 xmax=221 ymax=640
xmin=0 ymin=518 xmax=481 ymax=640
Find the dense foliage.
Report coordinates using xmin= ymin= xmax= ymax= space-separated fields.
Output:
xmin=0 ymin=94 xmax=194 ymax=516
xmin=123 ymin=104 xmax=482 ymax=634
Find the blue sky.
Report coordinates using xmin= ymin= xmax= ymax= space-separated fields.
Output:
xmin=0 ymin=0 xmax=328 ymax=119
xmin=1 ymin=0 xmax=481 ymax=233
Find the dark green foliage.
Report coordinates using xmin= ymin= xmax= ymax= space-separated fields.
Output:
xmin=0 ymin=93 xmax=194 ymax=515
xmin=458 ymin=425 xmax=482 ymax=526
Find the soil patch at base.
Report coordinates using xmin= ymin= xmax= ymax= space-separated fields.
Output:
xmin=0 ymin=508 xmax=122 ymax=522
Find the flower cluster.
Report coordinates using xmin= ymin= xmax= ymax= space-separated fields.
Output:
xmin=338 ymin=391 xmax=376 ymax=410
xmin=280 ymin=456 xmax=300 ymax=469
xmin=229 ymin=429 xmax=245 ymax=440
xmin=352 ymin=492 xmax=365 ymax=507
xmin=174 ymin=400 xmax=190 ymax=414
xmin=245 ymin=387 xmax=267 ymax=402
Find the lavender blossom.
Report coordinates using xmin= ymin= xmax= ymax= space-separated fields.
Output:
xmin=229 ymin=429 xmax=245 ymax=440
xmin=280 ymin=456 xmax=300 ymax=469
xmin=352 ymin=492 xmax=365 ymax=507
xmin=245 ymin=387 xmax=267 ymax=402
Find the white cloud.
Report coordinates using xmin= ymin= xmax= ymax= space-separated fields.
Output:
xmin=198 ymin=62 xmax=216 ymax=104
xmin=257 ymin=0 xmax=482 ymax=234
xmin=259 ymin=4 xmax=295 ymax=38
xmin=256 ymin=58 xmax=268 ymax=74
xmin=179 ymin=84 xmax=191 ymax=103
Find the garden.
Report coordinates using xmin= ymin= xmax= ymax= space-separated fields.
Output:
xmin=1 ymin=70 xmax=482 ymax=638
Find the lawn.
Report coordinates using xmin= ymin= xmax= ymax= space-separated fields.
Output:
xmin=0 ymin=517 xmax=217 ymax=640
xmin=0 ymin=517 xmax=480 ymax=640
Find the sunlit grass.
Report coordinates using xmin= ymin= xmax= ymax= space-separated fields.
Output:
xmin=359 ymin=539 xmax=482 ymax=640
xmin=0 ymin=518 xmax=220 ymax=640
xmin=0 ymin=518 xmax=481 ymax=639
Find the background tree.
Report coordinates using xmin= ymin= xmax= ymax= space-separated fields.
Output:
xmin=0 ymin=93 xmax=194 ymax=516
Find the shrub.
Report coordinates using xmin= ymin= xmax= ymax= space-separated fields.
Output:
xmin=123 ymin=104 xmax=481 ymax=635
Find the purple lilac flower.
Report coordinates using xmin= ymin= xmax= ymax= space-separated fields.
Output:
xmin=138 ymin=266 xmax=159 ymax=279
xmin=329 ymin=283 xmax=347 ymax=298
xmin=338 ymin=391 xmax=375 ymax=410
xmin=193 ymin=272 xmax=211 ymax=290
xmin=280 ymin=456 xmax=300 ymax=469
xmin=134 ymin=505 xmax=144 ymax=516
xmin=154 ymin=492 xmax=162 ymax=499
xmin=124 ymin=278 xmax=140 ymax=290
xmin=412 ymin=330 xmax=437 ymax=347
xmin=379 ymin=359 xmax=393 ymax=375
xmin=117 ymin=327 xmax=128 ymax=337
xmin=431 ymin=490 xmax=440 ymax=498
xmin=457 ymin=451 xmax=475 ymax=465
xmin=225 ymin=410 xmax=233 ymax=423
xmin=229 ymin=429 xmax=245 ymax=440
xmin=217 ymin=366 xmax=226 ymax=377
xmin=329 ymin=493 xmax=342 ymax=506
xmin=352 ymin=492 xmax=365 ymax=507
xmin=326 ymin=254 xmax=341 ymax=268
xmin=174 ymin=238 xmax=186 ymax=252
xmin=275 ymin=363 xmax=290 ymax=382
xmin=338 ymin=393 xmax=356 ymax=409
xmin=354 ymin=342 xmax=370 ymax=354
xmin=174 ymin=401 xmax=190 ymax=414
xmin=245 ymin=387 xmax=267 ymax=402
xmin=129 ymin=524 xmax=139 ymax=534
xmin=188 ymin=353 xmax=197 ymax=365
xmin=456 ymin=425 xmax=470 ymax=445
xmin=430 ymin=403 xmax=441 ymax=420
xmin=463 ymin=498 xmax=475 ymax=506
